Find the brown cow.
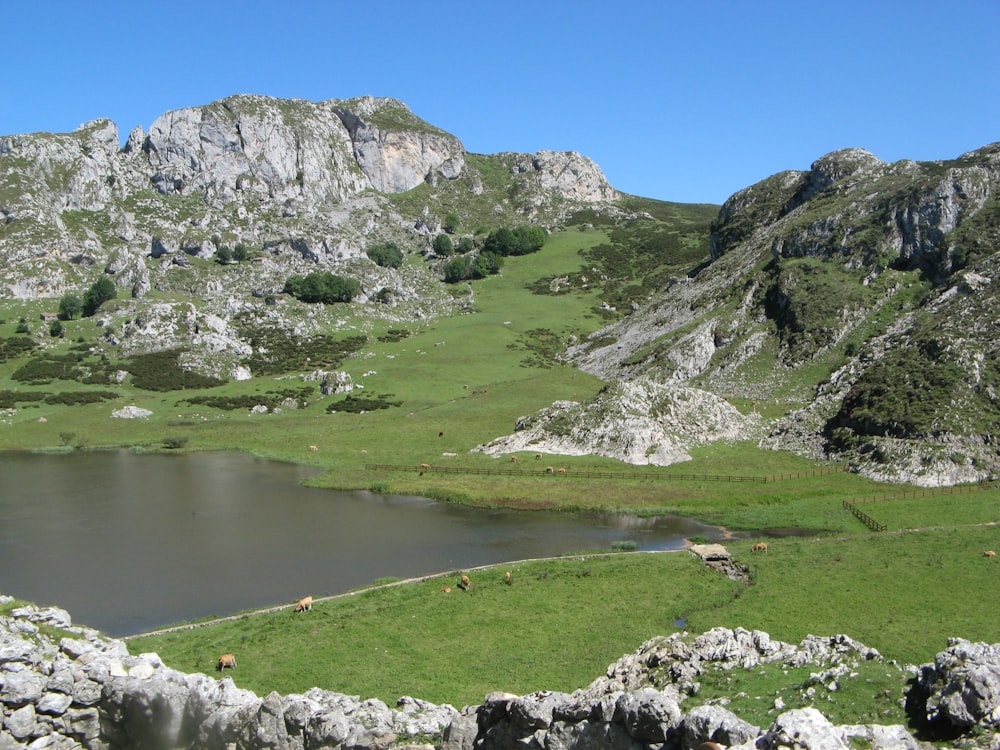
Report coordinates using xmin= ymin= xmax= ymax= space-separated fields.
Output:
xmin=556 ymin=468 xmax=567 ymax=475
xmin=459 ymin=574 xmax=471 ymax=590
xmin=504 ymin=571 xmax=512 ymax=585
xmin=441 ymin=586 xmax=452 ymax=593
xmin=985 ymin=550 xmax=996 ymax=558
xmin=751 ymin=542 xmax=769 ymax=554
xmin=308 ymin=445 xmax=319 ymax=452
xmin=217 ymin=653 xmax=237 ymax=672
xmin=510 ymin=455 xmax=519 ymax=463
xmin=693 ymin=743 xmax=724 ymax=750
xmin=294 ymin=596 xmax=313 ymax=612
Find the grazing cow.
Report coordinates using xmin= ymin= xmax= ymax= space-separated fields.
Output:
xmin=217 ymin=653 xmax=237 ymax=672
xmin=556 ymin=468 xmax=567 ymax=475
xmin=308 ymin=445 xmax=319 ymax=452
xmin=504 ymin=571 xmax=512 ymax=585
xmin=438 ymin=431 xmax=444 ymax=437
xmin=751 ymin=542 xmax=768 ymax=554
xmin=459 ymin=574 xmax=471 ymax=590
xmin=693 ymin=743 xmax=724 ymax=750
xmin=535 ymin=453 xmax=543 ymax=460
xmin=294 ymin=596 xmax=313 ymax=612
xmin=545 ymin=466 xmax=555 ymax=475
xmin=419 ymin=463 xmax=431 ymax=475
xmin=511 ymin=455 xmax=519 ymax=463
xmin=985 ymin=550 xmax=996 ymax=558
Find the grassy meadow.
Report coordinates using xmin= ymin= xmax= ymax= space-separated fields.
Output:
xmin=3 ymin=224 xmax=1000 ymax=726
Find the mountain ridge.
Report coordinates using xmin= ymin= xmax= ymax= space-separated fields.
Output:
xmin=2 ymin=93 xmax=999 ymax=486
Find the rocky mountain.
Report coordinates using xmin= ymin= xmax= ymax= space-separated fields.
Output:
xmin=562 ymin=144 xmax=1000 ymax=485
xmin=4 ymin=596 xmax=999 ymax=749
xmin=2 ymin=93 xmax=999 ymax=486
xmin=0 ymin=94 xmax=619 ymax=380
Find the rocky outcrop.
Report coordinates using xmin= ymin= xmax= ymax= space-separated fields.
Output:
xmin=476 ymin=380 xmax=764 ymax=466
xmin=563 ymin=143 xmax=1000 ymax=486
xmin=6 ymin=597 xmax=1000 ymax=749
xmin=334 ymin=96 xmax=466 ymax=194
xmin=507 ymin=150 xmax=620 ymax=203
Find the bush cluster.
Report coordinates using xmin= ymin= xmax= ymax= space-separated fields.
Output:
xmin=482 ymin=226 xmax=546 ymax=257
xmin=124 ymin=349 xmax=226 ymax=391
xmin=283 ymin=272 xmax=360 ymax=304
xmin=0 ymin=335 xmax=36 ymax=363
xmin=44 ymin=390 xmax=119 ymax=406
xmin=376 ymin=329 xmax=411 ymax=343
xmin=366 ymin=242 xmax=404 ymax=269
xmin=185 ymin=386 xmax=315 ymax=412
xmin=238 ymin=325 xmax=367 ymax=376
xmin=325 ymin=392 xmax=402 ymax=413
xmin=443 ymin=252 xmax=503 ymax=283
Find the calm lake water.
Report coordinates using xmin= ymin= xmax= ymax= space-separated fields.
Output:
xmin=1 ymin=451 xmax=725 ymax=636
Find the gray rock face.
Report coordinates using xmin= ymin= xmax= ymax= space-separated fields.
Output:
xmin=916 ymin=637 xmax=1000 ymax=730
xmin=476 ymin=380 xmax=764 ymax=466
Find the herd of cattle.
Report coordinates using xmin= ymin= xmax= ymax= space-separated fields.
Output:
xmin=215 ymin=546 xmax=998 ymax=673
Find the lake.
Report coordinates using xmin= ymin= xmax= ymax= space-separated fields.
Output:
xmin=0 ymin=450 xmax=726 ymax=636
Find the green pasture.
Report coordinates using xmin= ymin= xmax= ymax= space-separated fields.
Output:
xmin=4 ymin=220 xmax=1000 ymax=734
xmin=127 ymin=524 xmax=1000 ymax=719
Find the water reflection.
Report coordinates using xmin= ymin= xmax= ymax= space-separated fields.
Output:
xmin=1 ymin=451 xmax=726 ymax=636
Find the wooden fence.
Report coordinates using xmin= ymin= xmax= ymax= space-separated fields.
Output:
xmin=850 ymin=481 xmax=996 ymax=504
xmin=842 ymin=500 xmax=887 ymax=532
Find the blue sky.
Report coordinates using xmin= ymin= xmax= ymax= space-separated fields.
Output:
xmin=3 ymin=1 xmax=998 ymax=204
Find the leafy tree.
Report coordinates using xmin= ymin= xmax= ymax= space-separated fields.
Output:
xmin=513 ymin=225 xmax=546 ymax=254
xmin=58 ymin=293 xmax=83 ymax=321
xmin=483 ymin=225 xmax=547 ymax=257
xmin=443 ymin=212 xmax=461 ymax=234
xmin=432 ymin=233 xmax=454 ymax=256
xmin=215 ymin=246 xmax=234 ymax=264
xmin=366 ymin=242 xmax=404 ymax=269
xmin=233 ymin=243 xmax=249 ymax=262
xmin=15 ymin=319 xmax=29 ymax=334
xmin=82 ymin=276 xmax=117 ymax=317
xmin=471 ymin=251 xmax=502 ymax=279
xmin=456 ymin=236 xmax=476 ymax=253
xmin=284 ymin=272 xmax=360 ymax=304
xmin=483 ymin=227 xmax=519 ymax=257
xmin=443 ymin=256 xmax=471 ymax=283
xmin=49 ymin=320 xmax=64 ymax=338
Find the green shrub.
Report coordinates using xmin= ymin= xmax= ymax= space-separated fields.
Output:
xmin=366 ymin=242 xmax=404 ymax=269
xmin=43 ymin=390 xmax=118 ymax=406
xmin=432 ymin=234 xmax=454 ymax=256
xmin=0 ymin=335 xmax=36 ymax=362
